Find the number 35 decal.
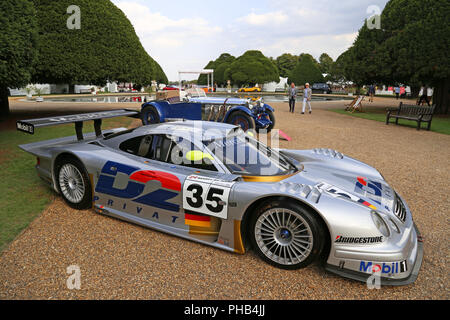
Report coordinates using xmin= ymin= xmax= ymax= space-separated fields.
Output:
xmin=183 ymin=175 xmax=234 ymax=219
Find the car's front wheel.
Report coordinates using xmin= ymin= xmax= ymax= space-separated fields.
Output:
xmin=55 ymin=157 xmax=92 ymax=210
xmin=249 ymin=200 xmax=325 ymax=269
xmin=227 ymin=111 xmax=256 ymax=131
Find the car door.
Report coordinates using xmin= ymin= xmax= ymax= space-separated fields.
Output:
xmin=97 ymin=132 xmax=233 ymax=233
xmin=93 ymin=133 xmax=186 ymax=228
xmin=152 ymin=134 xmax=235 ymax=220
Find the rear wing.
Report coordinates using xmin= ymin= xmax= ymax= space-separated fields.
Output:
xmin=16 ymin=109 xmax=140 ymax=141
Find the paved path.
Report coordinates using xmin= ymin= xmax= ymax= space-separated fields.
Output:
xmin=0 ymin=98 xmax=448 ymax=299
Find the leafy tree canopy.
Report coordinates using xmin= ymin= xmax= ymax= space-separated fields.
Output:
xmin=0 ymin=0 xmax=37 ymax=116
xmin=32 ymin=0 xmax=167 ymax=87
xmin=276 ymin=53 xmax=299 ymax=78
xmin=224 ymin=50 xmax=279 ymax=87
xmin=335 ymin=0 xmax=450 ymax=113
xmin=288 ymin=54 xmax=324 ymax=85
xmin=319 ymin=53 xmax=334 ymax=75
xmin=198 ymin=53 xmax=235 ymax=85
xmin=0 ymin=0 xmax=37 ymax=88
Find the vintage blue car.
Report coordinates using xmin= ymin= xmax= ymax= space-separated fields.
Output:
xmin=140 ymin=96 xmax=275 ymax=132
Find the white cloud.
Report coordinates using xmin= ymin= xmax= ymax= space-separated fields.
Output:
xmin=238 ymin=11 xmax=288 ymax=26
xmin=259 ymin=32 xmax=359 ymax=61
xmin=112 ymin=0 xmax=388 ymax=80
xmin=116 ymin=2 xmax=222 ymax=40
xmin=114 ymin=1 xmax=224 ymax=80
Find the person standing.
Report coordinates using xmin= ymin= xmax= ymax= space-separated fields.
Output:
xmin=369 ymin=84 xmax=375 ymax=102
xmin=427 ymin=87 xmax=433 ymax=104
xmin=400 ymin=86 xmax=406 ymax=99
xmin=418 ymin=86 xmax=430 ymax=106
xmin=394 ymin=86 xmax=400 ymax=100
xmin=302 ymin=83 xmax=312 ymax=114
xmin=288 ymin=82 xmax=297 ymax=113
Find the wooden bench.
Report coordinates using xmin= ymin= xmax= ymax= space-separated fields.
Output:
xmin=386 ymin=102 xmax=435 ymax=131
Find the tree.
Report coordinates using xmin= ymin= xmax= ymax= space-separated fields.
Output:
xmin=288 ymin=54 xmax=324 ymax=85
xmin=319 ymin=53 xmax=334 ymax=75
xmin=32 ymin=0 xmax=167 ymax=91
xmin=198 ymin=53 xmax=235 ymax=86
xmin=338 ymin=0 xmax=450 ymax=113
xmin=0 ymin=0 xmax=37 ymax=116
xmin=329 ymin=53 xmax=348 ymax=83
xmin=298 ymin=53 xmax=320 ymax=67
xmin=224 ymin=50 xmax=279 ymax=87
xmin=198 ymin=60 xmax=216 ymax=85
xmin=276 ymin=54 xmax=298 ymax=78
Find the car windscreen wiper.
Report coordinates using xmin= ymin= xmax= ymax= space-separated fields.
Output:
xmin=231 ymin=170 xmax=252 ymax=175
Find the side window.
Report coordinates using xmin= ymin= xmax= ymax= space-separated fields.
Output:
xmin=120 ymin=135 xmax=144 ymax=155
xmin=119 ymin=135 xmax=155 ymax=159
xmin=153 ymin=135 xmax=173 ymax=163
xmin=120 ymin=134 xmax=218 ymax=172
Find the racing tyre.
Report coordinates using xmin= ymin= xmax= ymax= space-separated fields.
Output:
xmin=249 ymin=200 xmax=325 ymax=270
xmin=141 ymin=105 xmax=161 ymax=125
xmin=227 ymin=111 xmax=256 ymax=132
xmin=55 ymin=157 xmax=92 ymax=210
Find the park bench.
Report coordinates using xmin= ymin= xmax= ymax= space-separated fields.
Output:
xmin=386 ymin=102 xmax=435 ymax=130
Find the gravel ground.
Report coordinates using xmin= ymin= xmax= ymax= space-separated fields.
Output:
xmin=0 ymin=98 xmax=448 ymax=299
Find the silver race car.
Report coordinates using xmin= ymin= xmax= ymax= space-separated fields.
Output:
xmin=17 ymin=110 xmax=423 ymax=285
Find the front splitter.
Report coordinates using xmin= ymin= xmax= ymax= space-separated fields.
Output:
xmin=325 ymin=224 xmax=424 ymax=286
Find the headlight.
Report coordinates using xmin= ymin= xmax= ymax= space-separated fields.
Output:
xmin=371 ymin=211 xmax=390 ymax=237
xmin=388 ymin=218 xmax=400 ymax=233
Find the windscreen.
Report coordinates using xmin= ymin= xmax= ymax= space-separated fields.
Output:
xmin=204 ymin=133 xmax=295 ymax=176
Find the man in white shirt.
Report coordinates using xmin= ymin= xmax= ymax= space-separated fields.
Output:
xmin=302 ymin=83 xmax=312 ymax=114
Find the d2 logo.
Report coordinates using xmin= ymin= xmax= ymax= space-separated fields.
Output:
xmin=95 ymin=161 xmax=181 ymax=212
xmin=355 ymin=177 xmax=382 ymax=204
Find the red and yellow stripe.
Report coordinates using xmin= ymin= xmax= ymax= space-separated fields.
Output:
xmin=185 ymin=213 xmax=211 ymax=228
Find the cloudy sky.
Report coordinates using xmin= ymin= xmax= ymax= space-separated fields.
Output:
xmin=112 ymin=0 xmax=389 ymax=81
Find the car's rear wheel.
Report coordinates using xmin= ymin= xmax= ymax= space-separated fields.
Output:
xmin=227 ymin=111 xmax=255 ymax=131
xmin=141 ymin=105 xmax=161 ymax=125
xmin=55 ymin=157 xmax=92 ymax=210
xmin=249 ymin=200 xmax=325 ymax=269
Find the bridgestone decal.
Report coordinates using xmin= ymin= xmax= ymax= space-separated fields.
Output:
xmin=335 ymin=235 xmax=383 ymax=244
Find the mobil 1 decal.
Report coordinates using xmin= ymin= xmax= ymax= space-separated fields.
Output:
xmin=183 ymin=175 xmax=235 ymax=219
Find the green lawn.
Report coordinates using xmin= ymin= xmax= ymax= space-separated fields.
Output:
xmin=330 ymin=108 xmax=450 ymax=135
xmin=0 ymin=117 xmax=133 ymax=252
